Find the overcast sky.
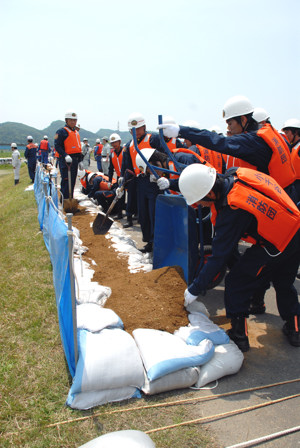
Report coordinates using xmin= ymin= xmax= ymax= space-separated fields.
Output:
xmin=1 ymin=0 xmax=299 ymax=134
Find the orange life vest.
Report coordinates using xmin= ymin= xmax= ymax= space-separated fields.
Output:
xmin=26 ymin=143 xmax=37 ymax=150
xmin=165 ymin=137 xmax=177 ymax=150
xmin=211 ymin=168 xmax=300 ymax=252
xmin=257 ymin=123 xmax=296 ymax=188
xmin=291 ymin=141 xmax=300 ymax=180
xmin=111 ymin=149 xmax=124 ymax=177
xmin=196 ymin=145 xmax=224 ymax=173
xmin=95 ymin=143 xmax=103 ymax=156
xmin=63 ymin=127 xmax=82 ymax=155
xmin=39 ymin=140 xmax=49 ymax=150
xmin=129 ymin=133 xmax=152 ymax=175
xmin=80 ymin=171 xmax=116 ymax=190
xmin=225 ymin=154 xmax=256 ymax=171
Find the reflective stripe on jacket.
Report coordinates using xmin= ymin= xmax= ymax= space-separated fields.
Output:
xmin=111 ymin=150 xmax=124 ymax=177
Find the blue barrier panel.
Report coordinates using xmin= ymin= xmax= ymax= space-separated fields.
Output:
xmin=48 ymin=201 xmax=76 ymax=376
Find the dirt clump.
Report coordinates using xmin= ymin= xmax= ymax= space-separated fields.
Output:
xmin=72 ymin=207 xmax=189 ymax=334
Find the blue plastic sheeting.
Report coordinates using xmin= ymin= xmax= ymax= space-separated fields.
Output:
xmin=34 ymin=166 xmax=76 ymax=377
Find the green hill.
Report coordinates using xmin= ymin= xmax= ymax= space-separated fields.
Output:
xmin=0 ymin=121 xmax=132 ymax=147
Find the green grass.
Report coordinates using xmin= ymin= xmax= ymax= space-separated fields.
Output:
xmin=0 ymin=167 xmax=218 ymax=448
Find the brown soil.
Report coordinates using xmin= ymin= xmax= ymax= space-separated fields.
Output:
xmin=72 ymin=206 xmax=189 ymax=334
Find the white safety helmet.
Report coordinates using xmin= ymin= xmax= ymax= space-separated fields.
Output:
xmin=222 ymin=95 xmax=254 ymax=120
xmin=27 ymin=135 xmax=33 ymax=141
xmin=135 ymin=148 xmax=156 ymax=174
xmin=65 ymin=110 xmax=78 ymax=120
xmin=253 ymin=107 xmax=270 ymax=123
xmin=282 ymin=118 xmax=300 ymax=130
xmin=209 ymin=125 xmax=223 ymax=134
xmin=179 ymin=164 xmax=217 ymax=205
xmin=77 ymin=169 xmax=86 ymax=179
xmin=11 ymin=142 xmax=17 ymax=149
xmin=43 ymin=135 xmax=48 ymax=140
xmin=83 ymin=137 xmax=88 ymax=142
xmin=102 ymin=136 xmax=109 ymax=142
xmin=128 ymin=112 xmax=146 ymax=130
xmin=96 ymin=138 xmax=100 ymax=143
xmin=183 ymin=120 xmax=201 ymax=128
xmin=87 ymin=173 xmax=96 ymax=183
xmin=110 ymin=133 xmax=121 ymax=143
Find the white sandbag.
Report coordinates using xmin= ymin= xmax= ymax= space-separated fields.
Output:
xmin=78 ymin=430 xmax=155 ymax=448
xmin=185 ymin=300 xmax=210 ymax=317
xmin=193 ymin=340 xmax=244 ymax=388
xmin=175 ymin=316 xmax=229 ymax=346
xmin=76 ymin=303 xmax=123 ymax=332
xmin=142 ymin=367 xmax=200 ymax=395
xmin=133 ymin=328 xmax=214 ymax=382
xmin=67 ymin=328 xmax=144 ymax=409
xmin=68 ymin=386 xmax=141 ymax=410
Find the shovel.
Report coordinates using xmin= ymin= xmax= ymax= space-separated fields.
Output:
xmin=63 ymin=161 xmax=79 ymax=214
xmin=92 ymin=171 xmax=135 ymax=235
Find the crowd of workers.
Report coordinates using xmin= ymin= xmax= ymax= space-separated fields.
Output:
xmin=10 ymin=96 xmax=300 ymax=352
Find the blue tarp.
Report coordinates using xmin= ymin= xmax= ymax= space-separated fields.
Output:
xmin=34 ymin=166 xmax=76 ymax=376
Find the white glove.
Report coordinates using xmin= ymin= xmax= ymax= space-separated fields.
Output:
xmin=157 ymin=177 xmax=170 ymax=190
xmin=184 ymin=288 xmax=198 ymax=307
xmin=107 ymin=182 xmax=111 ymax=189
xmin=118 ymin=177 xmax=124 ymax=186
xmin=65 ymin=155 xmax=72 ymax=164
xmin=116 ymin=187 xmax=124 ymax=199
xmin=149 ymin=174 xmax=157 ymax=183
xmin=157 ymin=123 xmax=180 ymax=138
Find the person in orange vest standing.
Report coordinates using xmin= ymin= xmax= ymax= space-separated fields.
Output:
xmin=54 ymin=110 xmax=83 ymax=200
xmin=179 ymin=164 xmax=300 ymax=351
xmin=108 ymin=133 xmax=125 ymax=219
xmin=93 ymin=138 xmax=103 ymax=172
xmin=24 ymin=135 xmax=37 ymax=183
xmin=38 ymin=135 xmax=51 ymax=165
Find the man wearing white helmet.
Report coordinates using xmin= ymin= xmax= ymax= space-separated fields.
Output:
xmin=38 ymin=135 xmax=51 ymax=166
xmin=107 ymin=133 xmax=125 ymax=219
xmin=252 ymin=107 xmax=270 ymax=128
xmin=101 ymin=136 xmax=111 ymax=176
xmin=81 ymin=137 xmax=91 ymax=169
xmin=24 ymin=136 xmax=37 ymax=183
xmin=54 ymin=110 xmax=83 ymax=200
xmin=11 ymin=143 xmax=21 ymax=185
xmin=179 ymin=163 xmax=300 ymax=351
xmin=121 ymin=112 xmax=168 ymax=247
xmin=93 ymin=138 xmax=103 ymax=171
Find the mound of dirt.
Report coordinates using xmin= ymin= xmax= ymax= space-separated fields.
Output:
xmin=72 ymin=207 xmax=189 ymax=334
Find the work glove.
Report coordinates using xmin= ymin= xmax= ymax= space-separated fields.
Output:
xmin=149 ymin=174 xmax=157 ymax=183
xmin=116 ymin=187 xmax=124 ymax=199
xmin=78 ymin=162 xmax=84 ymax=170
xmin=65 ymin=155 xmax=72 ymax=164
xmin=107 ymin=182 xmax=111 ymax=189
xmin=157 ymin=177 xmax=170 ymax=190
xmin=184 ymin=288 xmax=198 ymax=307
xmin=118 ymin=177 xmax=124 ymax=186
xmin=157 ymin=123 xmax=180 ymax=138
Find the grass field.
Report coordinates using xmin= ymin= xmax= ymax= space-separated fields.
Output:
xmin=0 ymin=166 xmax=218 ymax=448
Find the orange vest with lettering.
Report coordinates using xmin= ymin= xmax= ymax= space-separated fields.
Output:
xmin=64 ymin=127 xmax=82 ymax=155
xmin=196 ymin=144 xmax=224 ymax=173
xmin=165 ymin=137 xmax=177 ymax=150
xmin=257 ymin=123 xmax=296 ymax=188
xmin=26 ymin=143 xmax=37 ymax=150
xmin=211 ymin=168 xmax=300 ymax=252
xmin=291 ymin=141 xmax=300 ymax=179
xmin=129 ymin=133 xmax=152 ymax=175
xmin=111 ymin=149 xmax=124 ymax=177
xmin=40 ymin=140 xmax=48 ymax=150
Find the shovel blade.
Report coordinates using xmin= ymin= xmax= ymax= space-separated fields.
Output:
xmin=92 ymin=213 xmax=114 ymax=235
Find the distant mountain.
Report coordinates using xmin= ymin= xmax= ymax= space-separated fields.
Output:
xmin=0 ymin=121 xmax=131 ymax=147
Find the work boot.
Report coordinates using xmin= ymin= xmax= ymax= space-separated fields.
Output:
xmin=282 ymin=315 xmax=300 ymax=347
xmin=249 ymin=292 xmax=266 ymax=315
xmin=14 ymin=179 xmax=19 ymax=185
xmin=140 ymin=242 xmax=153 ymax=253
xmin=123 ymin=217 xmax=133 ymax=228
xmin=227 ymin=316 xmax=250 ymax=352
